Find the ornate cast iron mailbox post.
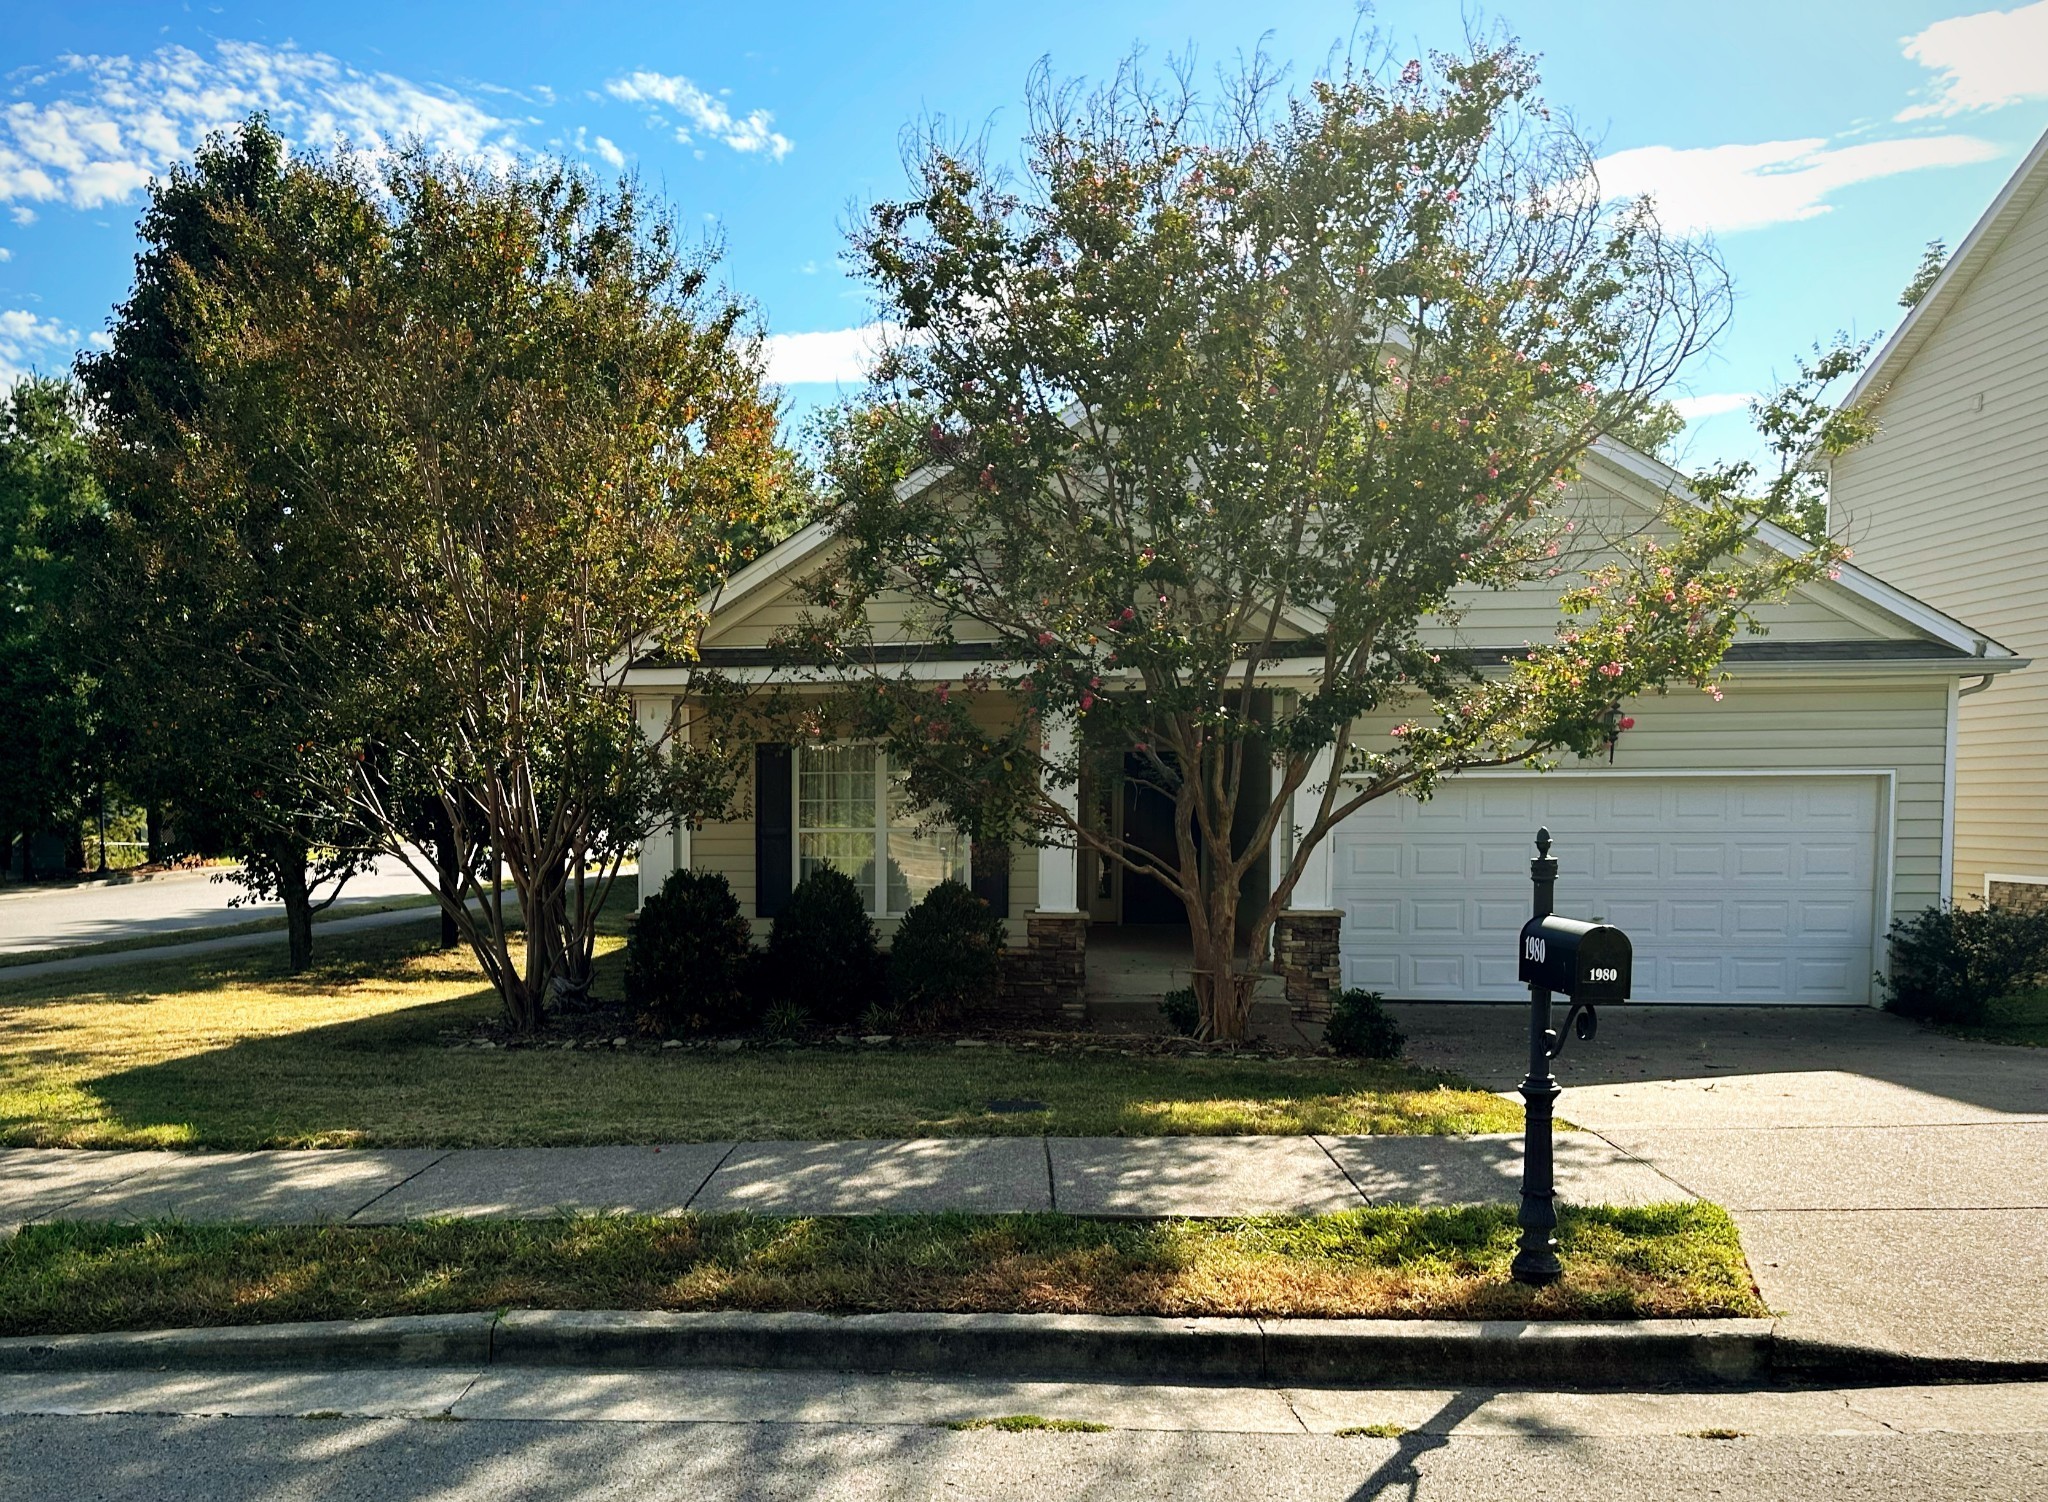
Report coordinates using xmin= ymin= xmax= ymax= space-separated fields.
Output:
xmin=1511 ymin=828 xmax=1633 ymax=1287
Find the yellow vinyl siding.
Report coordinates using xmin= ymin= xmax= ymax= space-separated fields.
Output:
xmin=1830 ymin=175 xmax=2048 ymax=899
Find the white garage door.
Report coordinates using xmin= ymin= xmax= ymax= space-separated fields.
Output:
xmin=1330 ymin=775 xmax=1883 ymax=1004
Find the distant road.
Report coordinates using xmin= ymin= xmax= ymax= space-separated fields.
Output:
xmin=0 ymin=856 xmax=434 ymax=956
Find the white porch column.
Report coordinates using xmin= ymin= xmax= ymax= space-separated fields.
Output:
xmin=635 ymin=694 xmax=678 ymax=909
xmin=1036 ymin=709 xmax=1083 ymax=912
xmin=1286 ymin=744 xmax=1335 ymax=910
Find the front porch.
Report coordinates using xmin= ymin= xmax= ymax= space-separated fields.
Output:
xmin=1015 ymin=710 xmax=1347 ymax=1023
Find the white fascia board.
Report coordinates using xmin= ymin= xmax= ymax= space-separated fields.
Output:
xmin=1844 ymin=126 xmax=2048 ymax=411
xmin=1581 ymin=440 xmax=2018 ymax=661
xmin=695 ymin=457 xmax=959 ymax=622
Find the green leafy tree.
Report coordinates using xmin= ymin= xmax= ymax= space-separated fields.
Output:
xmin=263 ymin=150 xmax=794 ymax=1031
xmin=0 ymin=377 xmax=101 ymax=879
xmin=1731 ymin=335 xmax=1878 ymax=543
xmin=81 ymin=119 xmax=385 ymax=968
xmin=1900 ymin=239 xmax=1947 ymax=308
xmin=816 ymin=46 xmax=1843 ymax=1039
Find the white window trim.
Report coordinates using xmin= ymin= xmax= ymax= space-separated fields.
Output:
xmin=792 ymin=741 xmax=970 ymax=916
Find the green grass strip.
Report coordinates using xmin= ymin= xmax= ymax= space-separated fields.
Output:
xmin=0 ymin=1204 xmax=1763 ymax=1337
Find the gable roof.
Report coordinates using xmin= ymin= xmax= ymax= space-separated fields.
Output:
xmin=1584 ymin=437 xmax=2018 ymax=663
xmin=1845 ymin=125 xmax=2048 ymax=412
xmin=681 ymin=427 xmax=2021 ymax=674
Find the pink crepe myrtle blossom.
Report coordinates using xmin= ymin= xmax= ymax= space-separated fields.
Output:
xmin=1598 ymin=661 xmax=1624 ymax=678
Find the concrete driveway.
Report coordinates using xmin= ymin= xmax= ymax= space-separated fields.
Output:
xmin=1396 ymin=1003 xmax=2048 ymax=1365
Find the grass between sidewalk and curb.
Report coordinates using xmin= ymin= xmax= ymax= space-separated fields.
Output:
xmin=0 ymin=1204 xmax=1763 ymax=1336
xmin=0 ymin=921 xmax=1518 ymax=1148
xmin=0 ymin=894 xmax=443 ymax=971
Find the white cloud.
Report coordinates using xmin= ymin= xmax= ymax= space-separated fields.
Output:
xmin=570 ymin=126 xmax=626 ymax=170
xmin=0 ymin=40 xmax=530 ymax=211
xmin=0 ymin=247 xmax=11 ymax=262
xmin=605 ymin=70 xmax=791 ymax=159
xmin=1670 ymin=392 xmax=1754 ymax=421
xmin=1596 ymin=134 xmax=2002 ymax=234
xmin=763 ymin=323 xmax=895 ymax=385
xmin=1898 ymin=1 xmax=2048 ymax=119
xmin=0 ymin=307 xmax=78 ymax=392
xmin=10 ymin=207 xmax=36 ymax=225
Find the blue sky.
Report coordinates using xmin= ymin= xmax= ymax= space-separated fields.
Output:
xmin=4 ymin=1 xmax=2047 ymax=466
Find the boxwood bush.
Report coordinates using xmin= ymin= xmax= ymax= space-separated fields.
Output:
xmin=1325 ymin=988 xmax=1405 ymax=1059
xmin=889 ymin=879 xmax=1006 ymax=1029
xmin=1881 ymin=902 xmax=2048 ymax=1027
xmin=623 ymin=869 xmax=757 ymax=1035
xmin=761 ymin=867 xmax=886 ymax=1027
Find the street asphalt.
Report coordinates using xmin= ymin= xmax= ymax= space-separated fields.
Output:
xmin=0 ymin=857 xmax=431 ymax=956
xmin=1 ymin=1366 xmax=2044 ymax=1499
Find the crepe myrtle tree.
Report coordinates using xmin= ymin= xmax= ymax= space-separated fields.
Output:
xmin=211 ymin=144 xmax=793 ymax=1030
xmin=809 ymin=44 xmax=1849 ymax=1041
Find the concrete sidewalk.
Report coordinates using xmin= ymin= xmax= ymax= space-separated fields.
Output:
xmin=0 ymin=1134 xmax=1685 ymax=1232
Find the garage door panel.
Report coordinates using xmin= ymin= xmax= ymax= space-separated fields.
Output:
xmin=1330 ymin=775 xmax=1880 ymax=1004
xmin=1410 ymin=844 xmax=1467 ymax=879
xmin=1410 ymin=899 xmax=1467 ymax=934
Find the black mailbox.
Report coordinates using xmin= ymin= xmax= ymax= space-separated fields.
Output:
xmin=1518 ymin=916 xmax=1632 ymax=1004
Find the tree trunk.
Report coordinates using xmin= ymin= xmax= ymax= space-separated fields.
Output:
xmin=146 ymin=803 xmax=165 ymax=865
xmin=273 ymin=841 xmax=315 ymax=973
xmin=19 ymin=831 xmax=36 ymax=884
xmin=431 ymin=802 xmax=461 ymax=950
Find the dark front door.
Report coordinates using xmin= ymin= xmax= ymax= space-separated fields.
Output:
xmin=1121 ymin=753 xmax=1191 ymax=925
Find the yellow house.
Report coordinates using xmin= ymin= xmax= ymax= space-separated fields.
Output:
xmin=1830 ymin=127 xmax=2048 ymax=913
xmin=626 ymin=437 xmax=2023 ymax=1014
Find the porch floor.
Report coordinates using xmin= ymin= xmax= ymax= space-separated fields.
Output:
xmin=1082 ymin=925 xmax=1291 ymax=1027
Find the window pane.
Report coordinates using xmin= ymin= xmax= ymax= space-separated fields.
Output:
xmin=799 ymin=831 xmax=877 ymax=892
xmin=885 ymin=826 xmax=968 ymax=914
xmin=799 ymin=744 xmax=876 ymax=831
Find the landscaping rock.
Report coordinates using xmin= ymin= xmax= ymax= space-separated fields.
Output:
xmin=860 ymin=1034 xmax=892 ymax=1045
xmin=714 ymin=1040 xmax=744 ymax=1053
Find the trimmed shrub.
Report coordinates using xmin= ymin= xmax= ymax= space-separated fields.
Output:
xmin=1159 ymin=986 xmax=1199 ymax=1037
xmin=889 ymin=879 xmax=1006 ymax=1029
xmin=1882 ymin=902 xmax=2048 ymax=1027
xmin=1326 ymin=988 xmax=1404 ymax=1059
xmin=762 ymin=866 xmax=886 ymax=1027
xmin=622 ymin=869 xmax=757 ymax=1034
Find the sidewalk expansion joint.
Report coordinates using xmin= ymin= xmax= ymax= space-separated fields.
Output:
xmin=1311 ymin=1136 xmax=1374 ymax=1208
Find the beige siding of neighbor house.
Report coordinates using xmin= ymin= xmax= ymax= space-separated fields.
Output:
xmin=1346 ymin=674 xmax=1954 ymax=922
xmin=1830 ymin=176 xmax=2048 ymax=903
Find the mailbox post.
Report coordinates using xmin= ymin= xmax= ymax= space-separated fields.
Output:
xmin=1511 ymin=828 xmax=1633 ymax=1287
xmin=1513 ymin=829 xmax=1564 ymax=1286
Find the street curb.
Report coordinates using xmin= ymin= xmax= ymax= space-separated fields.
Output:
xmin=4 ymin=1311 xmax=2039 ymax=1387
xmin=0 ymin=1311 xmax=1778 ymax=1386
xmin=0 ymin=1314 xmax=496 ymax=1373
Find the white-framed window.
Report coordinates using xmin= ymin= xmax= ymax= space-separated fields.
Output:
xmin=795 ymin=743 xmax=969 ymax=915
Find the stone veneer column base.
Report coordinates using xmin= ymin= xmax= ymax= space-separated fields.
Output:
xmin=1275 ymin=910 xmax=1343 ymax=1019
xmin=1988 ymin=879 xmax=2048 ymax=915
xmin=994 ymin=911 xmax=1089 ymax=1025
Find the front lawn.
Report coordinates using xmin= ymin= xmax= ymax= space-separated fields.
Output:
xmin=0 ymin=920 xmax=1518 ymax=1147
xmin=0 ymin=1203 xmax=1762 ymax=1335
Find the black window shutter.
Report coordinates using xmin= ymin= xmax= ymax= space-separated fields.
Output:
xmin=970 ymin=841 xmax=1010 ymax=919
xmin=755 ymin=743 xmax=794 ymax=919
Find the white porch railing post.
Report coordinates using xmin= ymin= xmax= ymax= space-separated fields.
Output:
xmin=635 ymin=694 xmax=678 ymax=909
xmin=1037 ymin=709 xmax=1083 ymax=912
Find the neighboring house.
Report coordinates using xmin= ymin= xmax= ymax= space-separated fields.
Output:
xmin=1830 ymin=127 xmax=2048 ymax=914
xmin=625 ymin=438 xmax=2023 ymax=1012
